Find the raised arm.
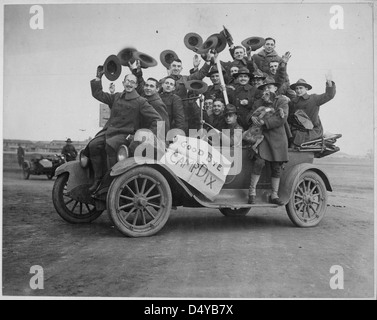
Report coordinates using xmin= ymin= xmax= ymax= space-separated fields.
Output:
xmin=314 ymin=73 xmax=336 ymax=106
xmin=90 ymin=67 xmax=115 ymax=107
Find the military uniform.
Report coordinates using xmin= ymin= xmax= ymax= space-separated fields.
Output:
xmin=288 ymin=81 xmax=336 ymax=146
xmin=89 ymin=79 xmax=162 ymax=182
xmin=160 ymin=91 xmax=186 ymax=132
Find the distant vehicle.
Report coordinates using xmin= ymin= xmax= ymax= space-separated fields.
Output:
xmin=22 ymin=154 xmax=65 ymax=180
xmin=52 ymin=132 xmax=342 ymax=237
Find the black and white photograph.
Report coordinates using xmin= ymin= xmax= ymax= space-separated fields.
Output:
xmin=1 ymin=0 xmax=375 ymax=302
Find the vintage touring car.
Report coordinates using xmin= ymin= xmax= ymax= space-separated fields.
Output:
xmin=52 ymin=131 xmax=341 ymax=237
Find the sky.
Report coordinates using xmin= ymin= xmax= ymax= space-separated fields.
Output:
xmin=1 ymin=0 xmax=375 ymax=156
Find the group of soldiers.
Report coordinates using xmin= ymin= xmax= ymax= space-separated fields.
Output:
xmin=88 ymin=33 xmax=336 ymax=205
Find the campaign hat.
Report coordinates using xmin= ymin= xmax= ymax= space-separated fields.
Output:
xmin=207 ymin=65 xmax=226 ymax=77
xmin=184 ymin=33 xmax=203 ymax=52
xmin=103 ymin=54 xmax=122 ymax=81
xmin=232 ymin=66 xmax=252 ymax=78
xmin=117 ymin=47 xmax=138 ymax=66
xmin=133 ymin=51 xmax=158 ymax=68
xmin=160 ymin=50 xmax=179 ymax=68
xmin=251 ymin=69 xmax=266 ymax=80
xmin=184 ymin=80 xmax=208 ymax=94
xmin=196 ymin=35 xmax=218 ymax=54
xmin=223 ymin=104 xmax=238 ymax=115
xmin=290 ymin=79 xmax=312 ymax=90
xmin=241 ymin=36 xmax=265 ymax=51
xmin=210 ymin=32 xmax=227 ymax=53
xmin=257 ymin=78 xmax=281 ymax=91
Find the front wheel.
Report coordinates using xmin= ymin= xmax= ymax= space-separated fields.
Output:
xmin=107 ymin=166 xmax=172 ymax=237
xmin=286 ymin=171 xmax=328 ymax=227
xmin=219 ymin=208 xmax=250 ymax=217
xmin=52 ymin=173 xmax=103 ymax=223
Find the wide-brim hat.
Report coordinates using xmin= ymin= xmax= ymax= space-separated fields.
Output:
xmin=223 ymin=104 xmax=238 ymax=115
xmin=184 ymin=80 xmax=208 ymax=94
xmin=160 ymin=50 xmax=179 ymax=68
xmin=290 ymin=79 xmax=312 ymax=90
xmin=241 ymin=36 xmax=265 ymax=51
xmin=210 ymin=32 xmax=227 ymax=53
xmin=252 ymin=69 xmax=266 ymax=80
xmin=258 ymin=79 xmax=281 ymax=91
xmin=207 ymin=65 xmax=226 ymax=77
xmin=233 ymin=67 xmax=252 ymax=78
xmin=133 ymin=51 xmax=158 ymax=68
xmin=196 ymin=35 xmax=218 ymax=54
xmin=103 ymin=54 xmax=122 ymax=81
xmin=117 ymin=47 xmax=138 ymax=66
xmin=66 ymin=138 xmax=72 ymax=143
xmin=184 ymin=32 xmax=203 ymax=52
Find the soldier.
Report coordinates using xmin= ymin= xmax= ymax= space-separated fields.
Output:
xmin=142 ymin=77 xmax=170 ymax=137
xmin=61 ymin=138 xmax=77 ymax=162
xmin=159 ymin=76 xmax=186 ymax=132
xmin=228 ymin=67 xmax=259 ymax=130
xmin=89 ymin=68 xmax=162 ymax=193
xmin=203 ymin=98 xmax=226 ymax=131
xmin=252 ymin=37 xmax=282 ymax=74
xmin=288 ymin=74 xmax=336 ymax=147
xmin=204 ymin=65 xmax=233 ymax=102
xmin=247 ymin=84 xmax=289 ymax=205
xmin=160 ymin=52 xmax=215 ymax=135
xmin=17 ymin=144 xmax=25 ymax=167
xmin=220 ymin=104 xmax=243 ymax=148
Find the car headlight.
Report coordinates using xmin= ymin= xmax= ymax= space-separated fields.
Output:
xmin=79 ymin=149 xmax=89 ymax=168
xmin=117 ymin=145 xmax=129 ymax=162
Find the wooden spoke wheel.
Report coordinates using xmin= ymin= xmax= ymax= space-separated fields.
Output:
xmin=52 ymin=173 xmax=103 ymax=223
xmin=107 ymin=166 xmax=172 ymax=237
xmin=286 ymin=171 xmax=328 ymax=227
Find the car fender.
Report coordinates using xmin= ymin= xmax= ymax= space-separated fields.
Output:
xmin=279 ymin=163 xmax=332 ymax=204
xmin=54 ymin=160 xmax=91 ymax=192
xmin=110 ymin=157 xmax=195 ymax=200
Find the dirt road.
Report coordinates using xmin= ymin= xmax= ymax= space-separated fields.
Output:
xmin=2 ymin=157 xmax=374 ymax=299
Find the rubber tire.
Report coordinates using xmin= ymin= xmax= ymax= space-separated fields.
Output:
xmin=107 ymin=166 xmax=172 ymax=237
xmin=52 ymin=173 xmax=103 ymax=223
xmin=286 ymin=170 xmax=328 ymax=227
xmin=220 ymin=208 xmax=250 ymax=217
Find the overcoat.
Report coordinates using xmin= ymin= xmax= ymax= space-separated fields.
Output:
xmin=160 ymin=91 xmax=186 ymax=132
xmin=228 ymin=83 xmax=259 ymax=130
xmin=288 ymin=81 xmax=336 ymax=145
xmin=90 ymin=79 xmax=162 ymax=150
xmin=256 ymin=94 xmax=289 ymax=162
xmin=252 ymin=49 xmax=282 ymax=74
xmin=161 ymin=62 xmax=211 ymax=133
xmin=143 ymin=93 xmax=170 ymax=137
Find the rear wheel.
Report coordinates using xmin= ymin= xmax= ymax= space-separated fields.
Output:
xmin=107 ymin=166 xmax=172 ymax=237
xmin=286 ymin=171 xmax=328 ymax=227
xmin=219 ymin=208 xmax=250 ymax=217
xmin=52 ymin=173 xmax=103 ymax=223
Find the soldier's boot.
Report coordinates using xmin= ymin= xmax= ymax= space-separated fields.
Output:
xmin=270 ymin=177 xmax=284 ymax=206
xmin=88 ymin=155 xmax=104 ymax=194
xmin=248 ymin=174 xmax=260 ymax=204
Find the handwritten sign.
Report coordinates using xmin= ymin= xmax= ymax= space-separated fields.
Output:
xmin=160 ymin=135 xmax=232 ymax=200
